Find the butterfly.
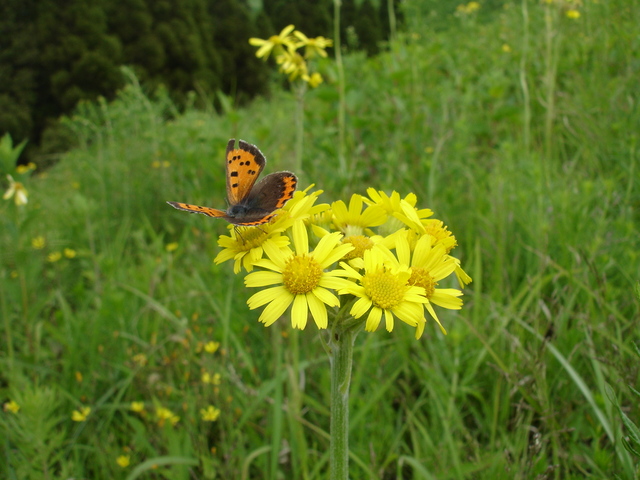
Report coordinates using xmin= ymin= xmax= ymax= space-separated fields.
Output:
xmin=167 ymin=139 xmax=297 ymax=226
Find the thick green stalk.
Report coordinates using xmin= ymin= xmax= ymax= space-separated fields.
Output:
xmin=328 ymin=326 xmax=357 ymax=479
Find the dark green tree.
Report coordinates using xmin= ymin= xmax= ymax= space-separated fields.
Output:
xmin=208 ymin=0 xmax=268 ymax=101
xmin=354 ymin=0 xmax=384 ymax=55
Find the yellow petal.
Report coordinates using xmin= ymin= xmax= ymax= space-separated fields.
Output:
xmin=291 ymin=294 xmax=308 ymax=329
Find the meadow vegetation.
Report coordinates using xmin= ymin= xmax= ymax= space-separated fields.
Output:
xmin=1 ymin=1 xmax=639 ymax=478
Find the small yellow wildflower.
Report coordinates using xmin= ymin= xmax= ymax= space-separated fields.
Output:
xmin=156 ymin=406 xmax=180 ymax=426
xmin=4 ymin=400 xmax=20 ymax=413
xmin=132 ymin=353 xmax=147 ymax=366
xmin=566 ymin=9 xmax=580 ymax=18
xmin=116 ymin=455 xmax=130 ymax=468
xmin=165 ymin=242 xmax=179 ymax=252
xmin=15 ymin=162 xmax=36 ymax=174
xmin=47 ymin=251 xmax=62 ymax=263
xmin=31 ymin=236 xmax=45 ymax=249
xmin=200 ymin=405 xmax=221 ymax=422
xmin=303 ymin=72 xmax=324 ymax=88
xmin=502 ymin=44 xmax=512 ymax=53
xmin=277 ymin=50 xmax=308 ymax=81
xmin=293 ymin=31 xmax=333 ymax=58
xmin=64 ymin=248 xmax=77 ymax=258
xmin=72 ymin=406 xmax=91 ymax=422
xmin=249 ymin=24 xmax=296 ymax=60
xmin=75 ymin=371 xmax=83 ymax=383
xmin=202 ymin=372 xmax=221 ymax=385
xmin=204 ymin=341 xmax=220 ymax=353
xmin=130 ymin=401 xmax=145 ymax=413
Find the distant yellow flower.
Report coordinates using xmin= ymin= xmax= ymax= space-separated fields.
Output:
xmin=116 ymin=455 xmax=130 ymax=468
xmin=202 ymin=371 xmax=221 ymax=385
xmin=15 ymin=162 xmax=36 ymax=174
xmin=75 ymin=371 xmax=83 ymax=383
xmin=303 ymin=72 xmax=324 ymax=88
xmin=132 ymin=353 xmax=147 ymax=366
xmin=156 ymin=406 xmax=180 ymax=426
xmin=502 ymin=44 xmax=512 ymax=53
xmin=3 ymin=175 xmax=28 ymax=205
xmin=64 ymin=248 xmax=77 ymax=258
xmin=200 ymin=405 xmax=221 ymax=422
xmin=249 ymin=24 xmax=296 ymax=60
xmin=456 ymin=1 xmax=481 ymax=14
xmin=293 ymin=31 xmax=333 ymax=58
xmin=566 ymin=9 xmax=580 ymax=18
xmin=245 ymin=221 xmax=354 ymax=329
xmin=130 ymin=401 xmax=145 ymax=413
xmin=4 ymin=400 xmax=20 ymax=413
xmin=276 ymin=50 xmax=308 ymax=81
xmin=47 ymin=251 xmax=62 ymax=263
xmin=165 ymin=242 xmax=179 ymax=252
xmin=31 ymin=236 xmax=45 ymax=249
xmin=72 ymin=406 xmax=91 ymax=422
xmin=204 ymin=341 xmax=220 ymax=353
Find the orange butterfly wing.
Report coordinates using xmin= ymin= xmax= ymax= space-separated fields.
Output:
xmin=224 ymin=139 xmax=265 ymax=206
xmin=166 ymin=202 xmax=227 ymax=218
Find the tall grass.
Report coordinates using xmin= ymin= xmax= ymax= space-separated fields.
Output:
xmin=1 ymin=1 xmax=639 ymax=478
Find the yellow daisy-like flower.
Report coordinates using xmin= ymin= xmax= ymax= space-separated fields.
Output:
xmin=204 ymin=341 xmax=220 ymax=353
xmin=337 ymin=246 xmax=428 ymax=335
xmin=64 ymin=248 xmax=77 ymax=258
xmin=200 ymin=405 xmax=221 ymax=422
xmin=116 ymin=455 xmax=130 ymax=468
xmin=293 ymin=31 xmax=333 ymax=58
xmin=276 ymin=50 xmax=308 ymax=81
xmin=249 ymin=24 xmax=296 ymax=60
xmin=71 ymin=406 xmax=91 ymax=422
xmin=331 ymin=194 xmax=387 ymax=236
xmin=245 ymin=221 xmax=354 ymax=329
xmin=215 ymin=188 xmax=328 ymax=273
xmin=130 ymin=401 xmax=145 ymax=413
xmin=3 ymin=174 xmax=28 ymax=205
xmin=215 ymin=229 xmax=290 ymax=274
xmin=394 ymin=232 xmax=465 ymax=337
xmin=365 ymin=189 xmax=433 ymax=236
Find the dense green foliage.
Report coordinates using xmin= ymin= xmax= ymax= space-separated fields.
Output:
xmin=2 ymin=0 xmax=640 ymax=478
xmin=0 ymin=0 xmax=395 ymax=163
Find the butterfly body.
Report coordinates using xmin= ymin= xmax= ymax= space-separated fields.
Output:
xmin=168 ymin=139 xmax=297 ymax=226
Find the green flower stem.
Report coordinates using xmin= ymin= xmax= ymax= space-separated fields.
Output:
xmin=328 ymin=323 xmax=359 ymax=480
xmin=294 ymin=82 xmax=306 ymax=175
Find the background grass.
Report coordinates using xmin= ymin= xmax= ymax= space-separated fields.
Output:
xmin=2 ymin=0 xmax=640 ymax=478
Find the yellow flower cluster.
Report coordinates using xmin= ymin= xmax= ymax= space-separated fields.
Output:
xmin=456 ymin=2 xmax=481 ymax=15
xmin=249 ymin=25 xmax=332 ymax=87
xmin=214 ymin=187 xmax=471 ymax=339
